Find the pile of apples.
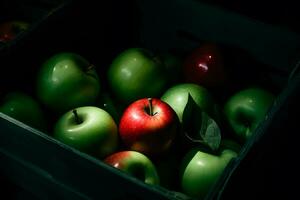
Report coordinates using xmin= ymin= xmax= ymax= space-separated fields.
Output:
xmin=0 ymin=43 xmax=275 ymax=199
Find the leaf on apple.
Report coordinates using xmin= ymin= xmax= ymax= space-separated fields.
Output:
xmin=200 ymin=112 xmax=221 ymax=151
xmin=182 ymin=93 xmax=221 ymax=151
xmin=182 ymin=93 xmax=202 ymax=139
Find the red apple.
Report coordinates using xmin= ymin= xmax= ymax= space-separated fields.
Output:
xmin=183 ymin=43 xmax=226 ymax=88
xmin=104 ymin=150 xmax=160 ymax=185
xmin=119 ymin=98 xmax=179 ymax=156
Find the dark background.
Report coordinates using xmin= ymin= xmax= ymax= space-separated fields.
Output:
xmin=201 ymin=0 xmax=300 ymax=34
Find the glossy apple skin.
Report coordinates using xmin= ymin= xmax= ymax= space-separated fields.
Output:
xmin=183 ymin=43 xmax=226 ymax=88
xmin=104 ymin=151 xmax=160 ymax=185
xmin=54 ymin=106 xmax=118 ymax=158
xmin=0 ymin=21 xmax=29 ymax=42
xmin=0 ymin=92 xmax=47 ymax=131
xmin=107 ymin=48 xmax=167 ymax=105
xmin=161 ymin=83 xmax=216 ymax=123
xmin=180 ymin=144 xmax=238 ymax=199
xmin=119 ymin=98 xmax=179 ymax=156
xmin=36 ymin=52 xmax=101 ymax=114
xmin=224 ymin=87 xmax=275 ymax=141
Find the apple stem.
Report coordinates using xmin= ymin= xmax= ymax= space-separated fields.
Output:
xmin=72 ymin=109 xmax=82 ymax=124
xmin=148 ymin=98 xmax=154 ymax=116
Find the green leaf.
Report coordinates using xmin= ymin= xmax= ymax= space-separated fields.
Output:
xmin=182 ymin=93 xmax=221 ymax=151
xmin=182 ymin=93 xmax=203 ymax=140
xmin=200 ymin=112 xmax=221 ymax=151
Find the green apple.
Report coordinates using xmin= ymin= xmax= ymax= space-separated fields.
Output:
xmin=0 ymin=92 xmax=46 ymax=131
xmin=107 ymin=48 xmax=167 ymax=105
xmin=54 ymin=106 xmax=118 ymax=158
xmin=180 ymin=140 xmax=239 ymax=199
xmin=104 ymin=150 xmax=160 ymax=185
xmin=161 ymin=83 xmax=217 ymax=123
xmin=36 ymin=52 xmax=101 ymax=114
xmin=224 ymin=87 xmax=275 ymax=141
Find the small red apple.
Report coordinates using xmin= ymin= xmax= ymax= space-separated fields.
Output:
xmin=183 ymin=43 xmax=226 ymax=88
xmin=104 ymin=150 xmax=160 ymax=185
xmin=119 ymin=98 xmax=179 ymax=156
